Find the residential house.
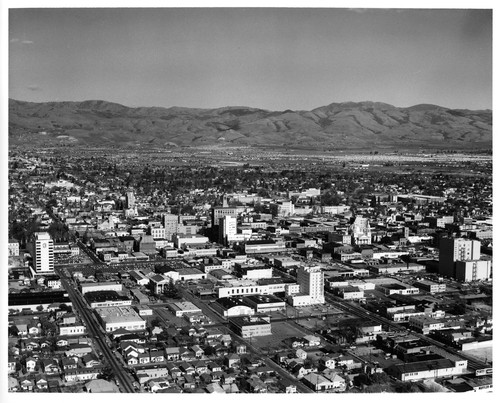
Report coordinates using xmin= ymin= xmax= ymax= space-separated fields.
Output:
xmin=183 ymin=373 xmax=197 ymax=389
xmin=255 ymin=366 xmax=274 ymax=377
xmin=303 ymin=335 xmax=321 ymax=347
xmin=243 ymin=376 xmax=268 ymax=393
xmin=41 ymin=358 xmax=60 ymax=374
xmin=211 ymin=370 xmax=223 ymax=382
xmin=64 ymin=367 xmax=100 ymax=382
xmin=26 ymin=357 xmax=37 ymax=372
xmin=20 ymin=377 xmax=34 ymax=391
xmin=206 ymin=382 xmax=225 ymax=393
xmin=56 ymin=338 xmax=69 ymax=348
xmin=221 ymin=372 xmax=237 ymax=384
xmin=127 ymin=356 xmax=139 ymax=366
xmin=8 ymin=357 xmax=17 ymax=374
xmin=192 ymin=360 xmax=209 ymax=375
xmin=179 ymin=363 xmax=196 ymax=375
xmin=322 ymin=370 xmax=347 ymax=391
xmin=148 ymin=378 xmax=171 ymax=393
xmin=166 ymin=362 xmax=182 ymax=378
xmin=179 ymin=347 xmax=195 ymax=361
xmin=222 ymin=383 xmax=240 ymax=393
xmin=225 ymin=353 xmax=240 ymax=367
xmin=302 ymin=373 xmax=338 ymax=392
xmin=191 ymin=344 xmax=204 ymax=359
xmin=200 ymin=373 xmax=212 ymax=384
xmin=275 ymin=351 xmax=289 ymax=364
xmin=207 ymin=361 xmax=222 ymax=372
xmin=150 ymin=350 xmax=165 ymax=363
xmin=319 ymin=355 xmax=336 ymax=369
xmin=165 ymin=347 xmax=180 ymax=361
xmin=35 ymin=374 xmax=49 ymax=390
xmin=277 ymin=378 xmax=297 ymax=393
xmin=138 ymin=352 xmax=151 ymax=365
xmin=82 ymin=354 xmax=101 ymax=368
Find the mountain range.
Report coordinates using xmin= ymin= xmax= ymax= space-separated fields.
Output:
xmin=8 ymin=99 xmax=492 ymax=150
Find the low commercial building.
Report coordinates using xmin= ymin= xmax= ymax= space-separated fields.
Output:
xmin=173 ymin=234 xmax=209 ymax=248
xmin=85 ymin=290 xmax=132 ymax=308
xmin=129 ymin=270 xmax=150 ymax=286
xmin=167 ymin=301 xmax=202 ymax=317
xmin=134 ymin=305 xmax=153 ymax=316
xmin=369 ymin=262 xmax=426 ymax=274
xmin=216 ymin=279 xmax=290 ymax=298
xmin=339 ymin=286 xmax=365 ymax=300
xmin=413 ymin=279 xmax=446 ymax=293
xmin=409 ymin=315 xmax=446 ymax=334
xmin=387 ymin=358 xmax=468 ymax=381
xmin=213 ymin=297 xmax=256 ymax=318
xmin=244 ymin=240 xmax=287 ymax=254
xmin=377 ymin=283 xmax=420 ymax=296
xmin=175 ymin=267 xmax=206 ymax=281
xmin=94 ymin=306 xmax=146 ymax=333
xmin=229 ymin=316 xmax=272 ymax=338
xmin=214 ymin=294 xmax=285 ymax=317
xmin=80 ymin=282 xmax=122 ymax=295
xmin=59 ymin=322 xmax=86 ymax=336
xmin=242 ymin=294 xmax=285 ymax=312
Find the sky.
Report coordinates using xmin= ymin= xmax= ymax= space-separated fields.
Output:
xmin=8 ymin=7 xmax=493 ymax=111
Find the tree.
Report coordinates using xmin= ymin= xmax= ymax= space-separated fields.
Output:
xmin=163 ymin=278 xmax=179 ymax=298
xmin=98 ymin=365 xmax=115 ymax=381
xmin=150 ymin=318 xmax=162 ymax=328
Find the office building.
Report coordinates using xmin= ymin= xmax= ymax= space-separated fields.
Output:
xmin=126 ymin=191 xmax=136 ymax=209
xmin=219 ymin=215 xmax=237 ymax=245
xmin=30 ymin=232 xmax=54 ymax=274
xmin=439 ymin=238 xmax=481 ymax=278
xmin=289 ymin=265 xmax=325 ymax=306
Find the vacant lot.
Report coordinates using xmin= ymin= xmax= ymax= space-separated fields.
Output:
xmin=251 ymin=321 xmax=310 ymax=352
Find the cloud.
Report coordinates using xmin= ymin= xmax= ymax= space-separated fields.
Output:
xmin=21 ymin=40 xmax=34 ymax=44
xmin=27 ymin=85 xmax=41 ymax=92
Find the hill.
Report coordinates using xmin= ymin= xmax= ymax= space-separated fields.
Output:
xmin=8 ymin=99 xmax=492 ymax=150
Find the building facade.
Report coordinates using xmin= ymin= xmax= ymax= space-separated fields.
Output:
xmin=30 ymin=232 xmax=54 ymax=274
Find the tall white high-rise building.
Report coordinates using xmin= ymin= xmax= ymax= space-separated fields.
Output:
xmin=293 ymin=265 xmax=325 ymax=305
xmin=439 ymin=237 xmax=481 ymax=279
xmin=31 ymin=232 xmax=54 ymax=274
xmin=219 ymin=216 xmax=237 ymax=245
xmin=163 ymin=214 xmax=179 ymax=239
xmin=126 ymin=191 xmax=136 ymax=209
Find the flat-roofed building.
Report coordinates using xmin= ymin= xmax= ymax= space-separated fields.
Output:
xmin=242 ymin=294 xmax=286 ymax=312
xmin=8 ymin=239 xmax=20 ymax=256
xmin=30 ymin=232 xmax=54 ymax=274
xmin=94 ymin=306 xmax=146 ymax=333
xmin=387 ymin=358 xmax=467 ymax=381
xmin=413 ymin=279 xmax=446 ymax=294
xmin=229 ymin=316 xmax=272 ymax=338
xmin=167 ymin=301 xmax=202 ymax=317
xmin=173 ymin=234 xmax=209 ymax=248
xmin=377 ymin=283 xmax=420 ymax=296
xmin=80 ymin=281 xmax=122 ymax=295
xmin=176 ymin=267 xmax=206 ymax=281
xmin=85 ymin=290 xmax=132 ymax=308
xmin=213 ymin=297 xmax=256 ymax=318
